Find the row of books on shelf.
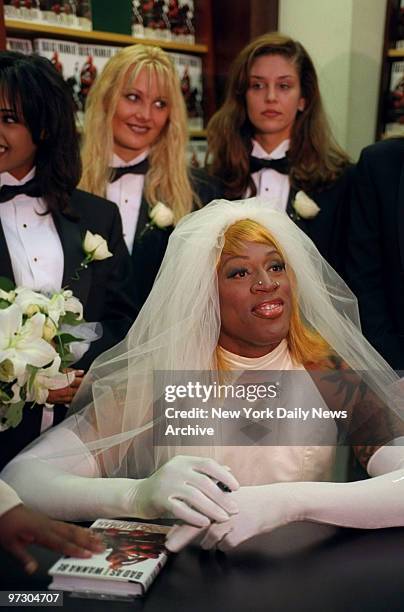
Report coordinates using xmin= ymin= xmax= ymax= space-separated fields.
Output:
xmin=133 ymin=0 xmax=195 ymax=43
xmin=394 ymin=0 xmax=404 ymax=47
xmin=6 ymin=36 xmax=204 ymax=130
xmin=4 ymin=1 xmax=92 ymax=31
xmin=4 ymin=1 xmax=196 ymax=44
xmin=385 ymin=59 xmax=404 ymax=137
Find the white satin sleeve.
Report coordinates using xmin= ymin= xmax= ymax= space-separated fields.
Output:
xmin=0 ymin=427 xmax=137 ymax=521
xmin=288 ymin=438 xmax=404 ymax=530
xmin=0 ymin=425 xmax=239 ymax=526
xmin=0 ymin=480 xmax=22 ymax=517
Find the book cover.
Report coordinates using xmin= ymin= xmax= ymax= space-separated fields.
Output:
xmin=34 ymin=38 xmax=82 ymax=117
xmin=167 ymin=0 xmax=195 ymax=43
xmin=6 ymin=37 xmax=34 ymax=54
xmin=187 ymin=139 xmax=207 ymax=168
xmin=387 ymin=60 xmax=404 ymax=122
xmin=39 ymin=1 xmax=80 ymax=29
xmin=75 ymin=43 xmax=118 ymax=122
xmin=49 ymin=519 xmax=170 ymax=599
xmin=132 ymin=0 xmax=145 ymax=37
xmin=4 ymin=0 xmax=42 ymax=22
xmin=169 ymin=51 xmax=203 ymax=129
xmin=142 ymin=0 xmax=171 ymax=41
xmin=76 ymin=0 xmax=93 ymax=31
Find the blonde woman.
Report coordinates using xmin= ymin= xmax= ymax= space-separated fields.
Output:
xmin=79 ymin=44 xmax=222 ymax=306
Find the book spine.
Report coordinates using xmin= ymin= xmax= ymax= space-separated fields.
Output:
xmin=143 ymin=554 xmax=168 ymax=593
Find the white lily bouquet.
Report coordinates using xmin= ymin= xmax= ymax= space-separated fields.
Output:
xmin=0 ymin=230 xmax=111 ymax=430
xmin=0 ymin=278 xmax=90 ymax=429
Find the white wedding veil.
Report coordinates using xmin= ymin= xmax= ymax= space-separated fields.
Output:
xmin=39 ymin=198 xmax=404 ymax=477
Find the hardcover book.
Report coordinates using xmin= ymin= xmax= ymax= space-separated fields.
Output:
xmin=132 ymin=0 xmax=145 ymax=37
xmin=187 ymin=139 xmax=207 ymax=168
xmin=6 ymin=38 xmax=33 ymax=54
xmin=167 ymin=0 xmax=195 ymax=43
xmin=169 ymin=51 xmax=203 ymax=129
xmin=4 ymin=0 xmax=41 ymax=23
xmin=386 ymin=60 xmax=404 ymax=125
xmin=140 ymin=0 xmax=168 ymax=40
xmin=49 ymin=519 xmax=171 ymax=599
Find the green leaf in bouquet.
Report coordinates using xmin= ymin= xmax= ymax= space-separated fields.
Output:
xmin=0 ymin=276 xmax=15 ymax=292
xmin=0 ymin=299 xmax=11 ymax=310
xmin=60 ymin=351 xmax=75 ymax=370
xmin=60 ymin=312 xmax=84 ymax=326
xmin=57 ymin=333 xmax=84 ymax=344
xmin=3 ymin=400 xmax=25 ymax=429
xmin=26 ymin=366 xmax=39 ymax=393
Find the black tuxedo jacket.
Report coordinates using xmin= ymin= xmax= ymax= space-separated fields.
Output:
xmin=285 ymin=166 xmax=354 ymax=278
xmin=0 ymin=189 xmax=138 ymax=469
xmin=131 ymin=168 xmax=226 ymax=308
xmin=216 ymin=166 xmax=354 ymax=278
xmin=347 ymin=138 xmax=404 ymax=370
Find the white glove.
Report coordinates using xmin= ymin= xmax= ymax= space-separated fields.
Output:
xmin=166 ymin=442 xmax=404 ymax=552
xmin=2 ymin=428 xmax=240 ymax=524
xmin=166 ymin=483 xmax=295 ymax=552
xmin=128 ymin=455 xmax=240 ymax=527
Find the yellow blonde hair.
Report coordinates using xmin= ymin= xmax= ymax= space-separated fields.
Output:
xmin=79 ymin=44 xmax=196 ymax=221
xmin=216 ymin=219 xmax=330 ymax=368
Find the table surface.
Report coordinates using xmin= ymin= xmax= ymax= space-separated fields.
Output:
xmin=1 ymin=522 xmax=403 ymax=612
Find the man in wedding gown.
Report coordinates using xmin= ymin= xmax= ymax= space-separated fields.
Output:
xmin=2 ymin=199 xmax=404 ymax=551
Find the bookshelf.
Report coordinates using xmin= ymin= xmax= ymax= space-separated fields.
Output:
xmin=4 ymin=18 xmax=208 ymax=54
xmin=0 ymin=0 xmax=215 ymax=133
xmin=377 ymin=0 xmax=404 ymax=138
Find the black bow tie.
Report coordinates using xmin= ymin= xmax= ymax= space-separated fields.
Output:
xmin=109 ymin=158 xmax=150 ymax=183
xmin=0 ymin=178 xmax=42 ymax=203
xmin=249 ymin=155 xmax=290 ymax=175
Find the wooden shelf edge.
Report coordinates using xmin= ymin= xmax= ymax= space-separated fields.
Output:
xmin=189 ymin=129 xmax=206 ymax=138
xmin=5 ymin=19 xmax=208 ymax=54
xmin=387 ymin=48 xmax=404 ymax=57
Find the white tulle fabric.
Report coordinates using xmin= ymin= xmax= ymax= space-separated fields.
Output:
xmin=10 ymin=198 xmax=403 ymax=480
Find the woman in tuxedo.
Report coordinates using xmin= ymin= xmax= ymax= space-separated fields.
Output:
xmin=79 ymin=44 xmax=222 ymax=308
xmin=206 ymin=32 xmax=353 ymax=276
xmin=0 ymin=51 xmax=137 ymax=468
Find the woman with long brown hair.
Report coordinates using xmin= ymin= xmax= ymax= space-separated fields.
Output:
xmin=207 ymin=33 xmax=352 ymax=275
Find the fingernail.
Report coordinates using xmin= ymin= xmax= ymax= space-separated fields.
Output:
xmin=25 ymin=561 xmax=38 ymax=575
xmin=82 ymin=550 xmax=92 ymax=558
xmin=216 ymin=509 xmax=230 ymax=522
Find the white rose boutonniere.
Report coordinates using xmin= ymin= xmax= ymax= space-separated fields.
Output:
xmin=69 ymin=231 xmax=112 ymax=281
xmin=292 ymin=191 xmax=320 ymax=220
xmin=150 ymin=202 xmax=175 ymax=228
xmin=83 ymin=231 xmax=113 ymax=263
xmin=139 ymin=202 xmax=175 ymax=240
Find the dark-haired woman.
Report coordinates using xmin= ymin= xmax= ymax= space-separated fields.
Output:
xmin=0 ymin=51 xmax=137 ymax=468
xmin=207 ymin=33 xmax=353 ymax=276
